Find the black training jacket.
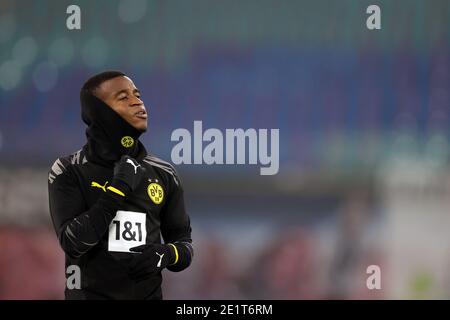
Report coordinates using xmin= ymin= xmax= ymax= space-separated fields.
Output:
xmin=48 ymin=90 xmax=193 ymax=299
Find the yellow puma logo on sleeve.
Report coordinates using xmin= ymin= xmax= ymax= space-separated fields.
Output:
xmin=91 ymin=181 xmax=108 ymax=192
xmin=91 ymin=181 xmax=126 ymax=197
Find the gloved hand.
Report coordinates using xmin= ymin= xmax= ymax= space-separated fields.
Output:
xmin=128 ymin=243 xmax=176 ymax=281
xmin=110 ymin=155 xmax=146 ymax=196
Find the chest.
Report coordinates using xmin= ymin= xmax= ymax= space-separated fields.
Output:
xmin=74 ymin=163 xmax=168 ymax=217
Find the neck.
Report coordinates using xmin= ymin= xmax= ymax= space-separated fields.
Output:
xmin=85 ymin=132 xmax=147 ymax=167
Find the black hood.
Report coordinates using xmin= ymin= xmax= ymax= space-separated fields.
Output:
xmin=80 ymin=91 xmax=147 ymax=167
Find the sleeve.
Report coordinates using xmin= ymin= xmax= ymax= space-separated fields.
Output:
xmin=48 ymin=159 xmax=126 ymax=259
xmin=160 ymin=168 xmax=194 ymax=272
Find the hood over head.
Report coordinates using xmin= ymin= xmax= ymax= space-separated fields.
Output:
xmin=80 ymin=84 xmax=146 ymax=167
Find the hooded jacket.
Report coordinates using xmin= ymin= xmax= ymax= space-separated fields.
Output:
xmin=48 ymin=90 xmax=193 ymax=299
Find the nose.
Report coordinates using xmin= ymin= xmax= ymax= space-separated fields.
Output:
xmin=130 ymin=95 xmax=143 ymax=106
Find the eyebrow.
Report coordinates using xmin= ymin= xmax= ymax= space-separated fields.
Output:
xmin=114 ymin=88 xmax=140 ymax=98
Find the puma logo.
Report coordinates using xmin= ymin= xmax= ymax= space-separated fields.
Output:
xmin=91 ymin=181 xmax=108 ymax=192
xmin=126 ymin=158 xmax=141 ymax=174
xmin=156 ymin=252 xmax=164 ymax=268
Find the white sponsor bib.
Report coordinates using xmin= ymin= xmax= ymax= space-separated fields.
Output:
xmin=108 ymin=210 xmax=147 ymax=253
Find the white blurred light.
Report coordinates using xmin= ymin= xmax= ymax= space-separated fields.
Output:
xmin=48 ymin=37 xmax=75 ymax=66
xmin=0 ymin=60 xmax=22 ymax=90
xmin=32 ymin=61 xmax=58 ymax=92
xmin=0 ymin=13 xmax=17 ymax=44
xmin=81 ymin=37 xmax=109 ymax=68
xmin=118 ymin=0 xmax=147 ymax=23
xmin=12 ymin=36 xmax=38 ymax=67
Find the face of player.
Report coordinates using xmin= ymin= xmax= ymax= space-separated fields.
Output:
xmin=94 ymin=76 xmax=148 ymax=132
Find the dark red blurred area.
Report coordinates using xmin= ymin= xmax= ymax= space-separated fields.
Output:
xmin=0 ymin=228 xmax=65 ymax=299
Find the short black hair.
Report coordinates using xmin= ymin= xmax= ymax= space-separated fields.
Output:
xmin=81 ymin=70 xmax=126 ymax=95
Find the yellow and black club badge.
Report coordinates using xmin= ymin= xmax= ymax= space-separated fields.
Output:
xmin=147 ymin=182 xmax=164 ymax=204
xmin=121 ymin=136 xmax=134 ymax=148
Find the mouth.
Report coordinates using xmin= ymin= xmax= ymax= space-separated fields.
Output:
xmin=135 ymin=109 xmax=147 ymax=120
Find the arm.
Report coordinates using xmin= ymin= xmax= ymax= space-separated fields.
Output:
xmin=48 ymin=156 xmax=144 ymax=259
xmin=48 ymin=160 xmax=127 ymax=258
xmin=160 ymin=183 xmax=194 ymax=272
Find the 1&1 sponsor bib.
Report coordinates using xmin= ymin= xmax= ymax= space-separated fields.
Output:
xmin=108 ymin=210 xmax=146 ymax=253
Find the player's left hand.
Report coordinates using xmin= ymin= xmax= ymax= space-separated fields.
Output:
xmin=127 ymin=243 xmax=175 ymax=281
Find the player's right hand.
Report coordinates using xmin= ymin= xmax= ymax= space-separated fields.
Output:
xmin=112 ymin=155 xmax=146 ymax=193
xmin=127 ymin=243 xmax=176 ymax=281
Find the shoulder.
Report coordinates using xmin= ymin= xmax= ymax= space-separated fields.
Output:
xmin=142 ymin=154 xmax=181 ymax=187
xmin=48 ymin=149 xmax=88 ymax=184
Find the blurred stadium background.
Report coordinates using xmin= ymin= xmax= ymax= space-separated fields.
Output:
xmin=0 ymin=0 xmax=449 ymax=299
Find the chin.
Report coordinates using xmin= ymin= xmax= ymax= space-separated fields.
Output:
xmin=137 ymin=124 xmax=148 ymax=132
xmin=131 ymin=119 xmax=148 ymax=132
